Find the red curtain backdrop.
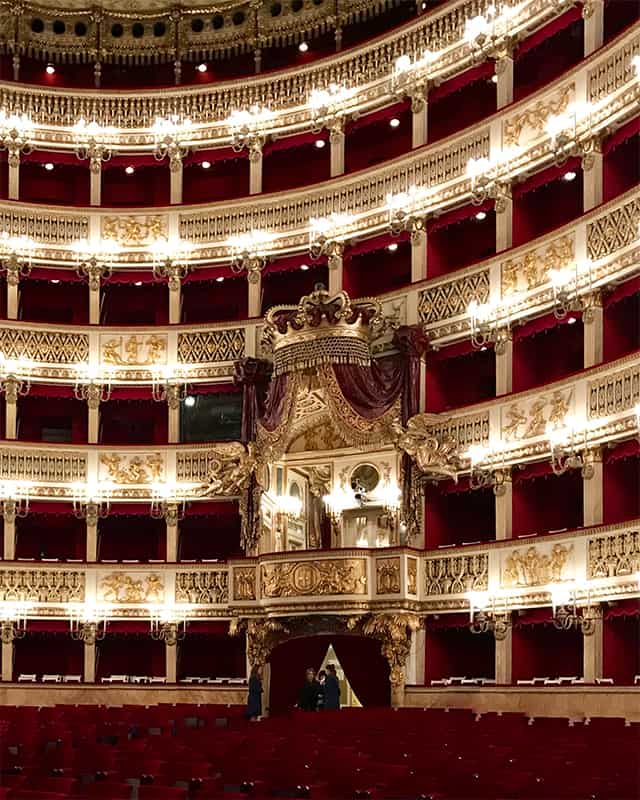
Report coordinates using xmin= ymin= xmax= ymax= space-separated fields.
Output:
xmin=182 ymin=150 xmax=249 ymax=203
xmin=603 ymin=600 xmax=640 ymax=685
xmin=263 ymin=138 xmax=330 ymax=192
xmin=603 ymin=122 xmax=640 ymax=202
xmin=426 ymin=205 xmax=496 ymax=278
xmin=428 ymin=62 xmax=496 ymax=143
xmin=345 ymin=102 xmax=412 ymax=173
xmin=512 ymin=313 xmax=584 ymax=393
xmin=98 ymin=514 xmax=166 ymax=562
xmin=261 ymin=262 xmax=328 ymax=314
xmin=424 ymin=624 xmax=495 ymax=683
xmin=19 ymin=159 xmax=90 ymax=206
xmin=177 ymin=624 xmax=246 ymax=680
xmin=99 ymin=398 xmax=167 ymax=445
xmin=0 ymin=274 xmax=6 ymax=317
xmin=425 ymin=344 xmax=496 ymax=412
xmin=96 ymin=633 xmax=165 ymax=680
xmin=101 ymin=155 xmax=169 ymax=207
xmin=19 ymin=278 xmax=89 ymax=324
xmin=13 ymin=631 xmax=83 ymax=680
xmin=179 ymin=501 xmax=242 ymax=561
xmin=181 ymin=273 xmax=248 ymax=323
xmin=15 ymin=506 xmax=85 ymax=560
xmin=344 ymin=239 xmax=411 ymax=297
xmin=425 ymin=480 xmax=496 ymax=548
xmin=269 ymin=634 xmax=390 ymax=713
xmin=512 ymin=615 xmax=583 ymax=681
xmin=604 ymin=0 xmax=640 ymax=43
xmin=512 ymin=466 xmax=583 ymax=538
xmin=512 ymin=161 xmax=583 ymax=247
xmin=0 ymin=153 xmax=8 ymax=201
xmin=603 ymin=442 xmax=640 ymax=524
xmin=603 ymin=285 xmax=639 ymax=361
xmin=17 ymin=394 xmax=87 ymax=444
xmin=100 ymin=282 xmax=169 ymax=325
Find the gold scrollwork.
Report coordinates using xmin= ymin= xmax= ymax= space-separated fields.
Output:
xmin=502 ymin=235 xmax=574 ymax=296
xmin=102 ymin=216 xmax=167 ymax=247
xmin=503 ymin=84 xmax=574 ymax=147
xmin=101 ymin=334 xmax=167 ymax=367
xmin=233 ymin=567 xmax=257 ymax=602
xmin=503 ymin=389 xmax=573 ymax=441
xmin=502 ymin=544 xmax=573 ymax=588
xmin=376 ymin=558 xmax=401 ymax=595
xmin=98 ymin=572 xmax=164 ymax=604
xmin=99 ymin=453 xmax=165 ymax=484
xmin=261 ymin=559 xmax=367 ymax=598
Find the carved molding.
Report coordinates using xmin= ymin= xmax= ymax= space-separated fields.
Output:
xmin=588 ymin=529 xmax=640 ymax=579
xmin=424 ymin=552 xmax=488 ymax=596
xmin=177 ymin=328 xmax=246 ymax=364
xmin=176 ymin=570 xmax=229 ymax=605
xmin=0 ymin=569 xmax=85 ymax=602
xmin=419 ymin=270 xmax=490 ymax=324
xmin=98 ymin=572 xmax=164 ymax=604
xmin=501 ymin=543 xmax=573 ymax=588
xmin=588 ymin=364 xmax=640 ymax=419
xmin=261 ymin=558 xmax=367 ymax=598
xmin=376 ymin=557 xmax=401 ymax=595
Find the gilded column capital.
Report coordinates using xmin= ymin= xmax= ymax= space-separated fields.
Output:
xmin=166 ymin=383 xmax=182 ymax=410
xmin=1 ymin=498 xmax=18 ymax=524
xmin=1 ymin=620 xmax=17 ymax=644
xmin=164 ymin=502 xmax=180 ymax=528
xmin=2 ymin=376 xmax=22 ymax=405
xmin=231 ymin=618 xmax=287 ymax=670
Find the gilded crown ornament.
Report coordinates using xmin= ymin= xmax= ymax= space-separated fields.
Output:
xmin=261 ymin=284 xmax=385 ymax=377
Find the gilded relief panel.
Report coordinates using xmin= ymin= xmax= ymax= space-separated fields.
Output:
xmin=500 ymin=543 xmax=573 ymax=588
xmin=98 ymin=572 xmax=164 ymax=604
xmin=232 ymin=567 xmax=257 ymax=602
xmin=502 ymin=388 xmax=574 ymax=441
xmin=376 ymin=558 xmax=401 ymax=595
xmin=588 ymin=529 xmax=640 ymax=578
xmin=100 ymin=334 xmax=167 ymax=367
xmin=176 ymin=571 xmax=229 ymax=605
xmin=503 ymin=83 xmax=574 ymax=147
xmin=261 ymin=559 xmax=367 ymax=598
xmin=99 ymin=453 xmax=165 ymax=484
xmin=501 ymin=235 xmax=575 ymax=296
xmin=102 ymin=216 xmax=167 ymax=247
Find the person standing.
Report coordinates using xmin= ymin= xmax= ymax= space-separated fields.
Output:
xmin=298 ymin=668 xmax=321 ymax=711
xmin=323 ymin=663 xmax=341 ymax=710
xmin=316 ymin=670 xmax=327 ymax=710
xmin=246 ymin=666 xmax=263 ymax=721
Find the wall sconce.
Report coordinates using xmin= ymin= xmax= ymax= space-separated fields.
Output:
xmin=467 ymin=298 xmax=513 ymax=354
xmin=322 ymin=487 xmax=352 ymax=530
xmin=546 ymin=103 xmax=596 ymax=169
xmin=308 ymin=84 xmax=354 ymax=134
xmin=466 ymin=152 xmax=516 ymax=211
xmin=548 ymin=260 xmax=594 ymax=321
xmin=386 ymin=186 xmax=429 ymax=237
xmin=466 ymin=445 xmax=508 ymax=494
xmin=227 ymin=229 xmax=275 ymax=283
xmin=72 ymin=238 xmax=121 ymax=288
xmin=151 ymin=365 xmax=187 ymax=406
xmin=72 ymin=481 xmax=111 ymax=522
xmin=309 ymin=214 xmax=353 ymax=269
xmin=547 ymin=417 xmax=593 ymax=478
xmin=152 ymin=115 xmax=192 ymax=169
xmin=0 ymin=110 xmax=34 ymax=165
xmin=0 ymin=353 xmax=31 ymax=399
xmin=73 ymin=118 xmax=114 ymax=171
xmin=0 ymin=232 xmax=35 ymax=285
xmin=228 ymin=106 xmax=273 ymax=160
xmin=149 ymin=604 xmax=187 ymax=646
xmin=390 ymin=51 xmax=437 ymax=104
xmin=550 ymin=583 xmax=598 ymax=634
xmin=467 ymin=591 xmax=511 ymax=640
xmin=74 ymin=364 xmax=112 ymax=405
xmin=68 ymin=603 xmax=109 ymax=643
xmin=150 ymin=237 xmax=193 ymax=288
xmin=150 ymin=483 xmax=185 ymax=523
xmin=463 ymin=4 xmax=520 ymax=63
xmin=0 ymin=480 xmax=31 ymax=520
xmin=0 ymin=601 xmax=29 ymax=643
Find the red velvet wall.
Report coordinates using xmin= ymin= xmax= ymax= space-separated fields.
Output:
xmin=100 ymin=282 xmax=168 ymax=325
xmin=512 ymin=619 xmax=583 ymax=681
xmin=426 ymin=209 xmax=496 ymax=277
xmin=101 ymin=161 xmax=169 ymax=207
xmin=97 ymin=631 xmax=165 ymax=679
xmin=19 ymin=161 xmax=90 ymax=206
xmin=604 ymin=293 xmax=639 ymax=361
xmin=17 ymin=394 xmax=87 ymax=443
xmin=263 ymin=140 xmax=330 ymax=192
xmin=344 ymin=242 xmax=411 ymax=298
xmin=604 ymin=0 xmax=640 ymax=42
xmin=428 ymin=67 xmax=496 ymax=144
xmin=179 ymin=502 xmax=242 ymax=561
xmin=19 ymin=279 xmax=88 ymax=324
xmin=13 ymin=630 xmax=83 ymax=679
xmin=603 ymin=607 xmax=640 ymax=685
xmin=603 ymin=445 xmax=640 ymax=524
xmin=425 ymin=345 xmax=496 ymax=412
xmin=340 ymin=1 xmax=417 ymax=49
xmin=182 ymin=153 xmax=249 ymax=203
xmin=424 ymin=625 xmax=495 ymax=682
xmin=18 ymin=57 xmax=94 ymax=88
xmin=15 ymin=508 xmax=85 ymax=560
xmin=260 ymin=32 xmax=336 ymax=72
xmin=603 ymin=131 xmax=640 ymax=202
xmin=514 ymin=14 xmax=583 ymax=101
xmin=345 ymin=104 xmax=412 ymax=174
xmin=0 ymin=275 xmax=6 ymax=318
xmin=0 ymin=154 xmax=8 ymax=200
xmin=425 ymin=481 xmax=496 ymax=548
xmin=512 ymin=314 xmax=584 ymax=393
xmin=97 ymin=514 xmax=166 ymax=562
xmin=513 ymin=166 xmax=583 ymax=247
xmin=99 ymin=398 xmax=167 ymax=445
xmin=269 ymin=634 xmax=390 ymax=713
xmin=512 ymin=466 xmax=583 ymax=538
xmin=177 ymin=625 xmax=246 ymax=680
xmin=181 ymin=274 xmax=248 ymax=323
xmin=261 ymin=263 xmax=328 ymax=314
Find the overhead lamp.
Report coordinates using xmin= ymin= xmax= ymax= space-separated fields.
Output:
xmin=46 ymin=64 xmax=55 ymax=75
xmin=201 ymin=160 xmax=211 ymax=169
xmin=125 ymin=165 xmax=135 ymax=174
xmin=184 ymin=395 xmax=195 ymax=408
xmin=475 ymin=211 xmax=487 ymax=221
xmin=387 ymin=243 xmax=398 ymax=252
xmin=389 ymin=118 xmax=401 ymax=128
xmin=491 ymin=74 xmax=498 ymax=84
xmin=298 ymin=41 xmax=309 ymax=53
xmin=315 ymin=139 xmax=325 ymax=149
xmin=196 ymin=63 xmax=208 ymax=73
xmin=300 ymin=263 xmax=309 ymax=271
xmin=563 ymin=171 xmax=577 ymax=182
xmin=134 ymin=280 xmax=142 ymax=286
xmin=44 ymin=162 xmax=54 ymax=171
xmin=215 ymin=276 xmax=225 ymax=283
xmin=50 ymin=278 xmax=59 ymax=284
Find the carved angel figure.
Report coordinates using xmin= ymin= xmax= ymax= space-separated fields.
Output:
xmin=395 ymin=415 xmax=459 ymax=479
xmin=200 ymin=443 xmax=259 ymax=497
xmin=503 ymin=403 xmax=527 ymax=440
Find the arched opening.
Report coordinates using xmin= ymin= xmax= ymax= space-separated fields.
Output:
xmin=268 ymin=634 xmax=390 ymax=714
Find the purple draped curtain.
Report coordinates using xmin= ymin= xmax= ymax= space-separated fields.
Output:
xmin=259 ymin=374 xmax=290 ymax=433
xmin=234 ymin=357 xmax=273 ymax=443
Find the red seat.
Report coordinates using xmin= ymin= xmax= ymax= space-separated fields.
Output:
xmin=137 ymin=787 xmax=187 ymax=800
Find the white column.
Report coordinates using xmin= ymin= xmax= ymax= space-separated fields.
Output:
xmin=3 ymin=514 xmax=15 ymax=561
xmin=170 ymin=158 xmax=183 ymax=205
xmin=167 ymin=397 xmax=180 ymax=445
xmin=495 ymin=56 xmax=514 ymax=110
xmin=583 ymin=149 xmax=603 ymax=212
xmin=4 ymin=394 xmax=17 ymax=441
xmin=1 ymin=639 xmax=13 ymax=681
xmin=6 ymin=267 xmax=19 ymax=320
xmin=89 ymin=159 xmax=101 ymax=207
xmin=248 ymin=271 xmax=262 ymax=318
xmin=166 ymin=506 xmax=179 ymax=562
xmin=583 ymin=609 xmax=603 ymax=682
xmin=86 ymin=519 xmax=98 ymax=563
xmin=166 ymin=642 xmax=177 ymax=683
xmin=83 ymin=640 xmax=96 ymax=683
xmin=411 ymin=90 xmax=428 ymax=149
xmin=495 ymin=627 xmax=513 ymax=685
xmin=583 ymin=449 xmax=604 ymax=528
xmin=329 ymin=124 xmax=345 ymax=177
xmin=583 ymin=0 xmax=604 ymax=56
xmin=8 ymin=150 xmax=19 ymax=201
xmin=584 ymin=296 xmax=604 ymax=368
xmin=495 ymin=473 xmax=513 ymax=541
xmin=495 ymin=338 xmax=513 ymax=396
xmin=249 ymin=146 xmax=263 ymax=195
xmin=168 ymin=277 xmax=181 ymax=325
xmin=88 ymin=402 xmax=99 ymax=445
xmin=496 ymin=189 xmax=513 ymax=253
xmin=410 ymin=227 xmax=427 ymax=282
xmin=406 ymin=627 xmax=426 ymax=685
xmin=89 ymin=284 xmax=101 ymax=325
xmin=328 ymin=246 xmax=344 ymax=294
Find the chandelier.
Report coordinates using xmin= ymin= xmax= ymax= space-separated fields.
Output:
xmin=72 ymin=238 xmax=121 ymax=288
xmin=467 ymin=298 xmax=513 ymax=354
xmin=550 ymin=584 xmax=597 ymax=634
xmin=0 ymin=110 xmax=33 ymax=164
xmin=308 ymin=214 xmax=354 ymax=269
xmin=228 ymin=106 xmax=273 ymax=159
xmin=546 ymin=103 xmax=596 ymax=168
xmin=72 ymin=481 xmax=111 ymax=522
xmin=152 ymin=115 xmax=192 ymax=168
xmin=548 ymin=260 xmax=595 ymax=321
xmin=150 ymin=237 xmax=193 ymax=287
xmin=151 ymin=366 xmax=188 ymax=406
xmin=467 ymin=591 xmax=511 ymax=640
xmin=466 ymin=445 xmax=508 ymax=494
xmin=0 ymin=232 xmax=35 ymax=283
xmin=390 ymin=50 xmax=437 ymax=105
xmin=0 ymin=602 xmax=29 ymax=643
xmin=149 ymin=482 xmax=186 ymax=522
xmin=308 ymin=84 xmax=354 ymax=133
xmin=0 ymin=353 xmax=31 ymax=398
xmin=68 ymin=603 xmax=109 ymax=643
xmin=466 ymin=151 xmax=518 ymax=210
xmin=73 ymin=364 xmax=113 ymax=405
xmin=386 ymin=186 xmax=430 ymax=236
xmin=463 ymin=4 xmax=520 ymax=62
xmin=149 ymin=604 xmax=187 ymax=646
xmin=227 ymin=229 xmax=275 ymax=283
xmin=547 ymin=417 xmax=593 ymax=478
xmin=322 ymin=487 xmax=352 ymax=529
xmin=72 ymin=119 xmax=115 ymax=170
xmin=0 ymin=480 xmax=31 ymax=520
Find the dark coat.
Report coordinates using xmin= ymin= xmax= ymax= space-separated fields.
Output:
xmin=246 ymin=674 xmax=263 ymax=718
xmin=299 ymin=678 xmax=321 ymax=711
xmin=323 ymin=674 xmax=340 ymax=710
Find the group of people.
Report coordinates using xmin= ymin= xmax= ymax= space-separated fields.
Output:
xmin=246 ymin=664 xmax=340 ymax=720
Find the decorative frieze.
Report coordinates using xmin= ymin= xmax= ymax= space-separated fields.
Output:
xmin=102 ymin=216 xmax=168 ymax=247
xmin=176 ymin=571 xmax=229 ymax=605
xmin=587 ymin=196 xmax=640 ymax=261
xmin=501 ymin=235 xmax=574 ymax=296
xmin=99 ymin=453 xmax=165 ymax=484
xmin=419 ymin=270 xmax=490 ymax=325
xmin=428 ymin=412 xmax=490 ymax=449
xmin=177 ymin=328 xmax=246 ymax=364
xmin=0 ymin=569 xmax=84 ymax=603
xmin=261 ymin=558 xmax=367 ymax=598
xmin=588 ymin=363 xmax=640 ymax=418
xmin=232 ymin=566 xmax=257 ymax=602
xmin=0 ymin=328 xmax=89 ymax=364
xmin=376 ymin=557 xmax=401 ymax=595
xmin=588 ymin=528 xmax=640 ymax=578
xmin=588 ymin=31 xmax=640 ymax=102
xmin=101 ymin=334 xmax=167 ymax=367
xmin=503 ymin=83 xmax=574 ymax=147
xmin=502 ymin=389 xmax=574 ymax=441
xmin=424 ymin=552 xmax=488 ymax=596
xmin=0 ymin=448 xmax=86 ymax=483
xmin=501 ymin=543 xmax=573 ymax=588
